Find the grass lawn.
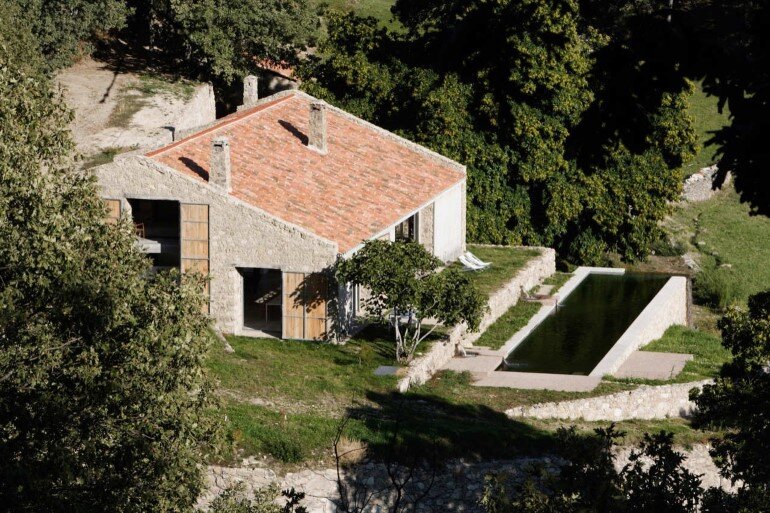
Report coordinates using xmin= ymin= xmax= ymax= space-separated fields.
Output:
xmin=81 ymin=146 xmax=136 ymax=169
xmin=207 ymin=322 xmax=662 ymax=466
xmin=605 ymin=325 xmax=730 ymax=386
xmin=665 ymin=187 xmax=770 ymax=306
xmin=683 ymin=81 xmax=731 ymax=176
xmin=312 ymin=0 xmax=397 ymax=25
xmin=473 ymin=301 xmax=542 ymax=350
xmin=457 ymin=245 xmax=542 ymax=298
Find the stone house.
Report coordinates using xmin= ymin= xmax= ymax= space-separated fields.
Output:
xmin=95 ymin=88 xmax=467 ymax=340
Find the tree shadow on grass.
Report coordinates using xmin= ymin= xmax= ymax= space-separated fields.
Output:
xmin=347 ymin=389 xmax=557 ymax=463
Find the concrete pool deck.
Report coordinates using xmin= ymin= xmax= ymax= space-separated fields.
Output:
xmin=440 ymin=267 xmax=689 ymax=391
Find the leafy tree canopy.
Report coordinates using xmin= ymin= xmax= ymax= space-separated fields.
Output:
xmin=302 ymin=0 xmax=697 ymax=264
xmin=336 ymin=240 xmax=486 ymax=363
xmin=125 ymin=0 xmax=319 ymax=80
xmin=0 ymin=42 xmax=222 ymax=512
xmin=692 ymin=290 xmax=770 ymax=509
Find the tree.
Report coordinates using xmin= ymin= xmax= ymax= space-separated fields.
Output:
xmin=14 ymin=0 xmax=130 ymax=70
xmin=692 ymin=290 xmax=770 ymax=503
xmin=0 ymin=43 xmax=221 ymax=512
xmin=301 ymin=0 xmax=696 ymax=264
xmin=480 ymin=426 xmax=704 ymax=513
xmin=336 ymin=240 xmax=486 ymax=363
xmin=125 ymin=0 xmax=319 ymax=81
xmin=686 ymin=0 xmax=770 ymax=216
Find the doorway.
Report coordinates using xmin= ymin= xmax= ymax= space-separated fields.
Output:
xmin=240 ymin=268 xmax=282 ymax=336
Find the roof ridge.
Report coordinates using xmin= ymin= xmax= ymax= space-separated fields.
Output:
xmin=146 ymin=90 xmax=297 ymax=158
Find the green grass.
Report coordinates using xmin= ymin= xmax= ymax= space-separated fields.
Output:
xmin=313 ymin=0 xmax=396 ymax=24
xmin=642 ymin=326 xmax=730 ymax=382
xmin=605 ymin=325 xmax=730 ymax=386
xmin=456 ymin=245 xmax=542 ymax=297
xmin=666 ymin=187 xmax=770 ymax=305
xmin=543 ymin=271 xmax=573 ymax=290
xmin=412 ymin=370 xmax=634 ymax=412
xmin=683 ymin=81 xmax=731 ymax=176
xmin=208 ymin=325 xmax=401 ymax=408
xmin=81 ymin=146 xmax=136 ymax=169
xmin=473 ymin=301 xmax=542 ymax=350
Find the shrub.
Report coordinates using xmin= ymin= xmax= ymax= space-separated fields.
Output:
xmin=693 ymin=264 xmax=741 ymax=309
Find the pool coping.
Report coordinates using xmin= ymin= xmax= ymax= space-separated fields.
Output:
xmin=441 ymin=266 xmax=687 ymax=391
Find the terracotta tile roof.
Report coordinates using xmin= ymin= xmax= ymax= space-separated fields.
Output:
xmin=147 ymin=91 xmax=465 ymax=253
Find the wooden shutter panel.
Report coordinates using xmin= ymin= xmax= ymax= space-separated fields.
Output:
xmin=180 ymin=203 xmax=210 ymax=312
xmin=104 ymin=199 xmax=121 ymax=224
xmin=282 ymin=272 xmax=329 ymax=340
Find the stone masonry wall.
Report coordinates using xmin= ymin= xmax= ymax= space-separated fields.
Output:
xmin=506 ymin=380 xmax=711 ymax=421
xmin=95 ymin=156 xmax=338 ymax=333
xmin=173 ymin=83 xmax=217 ymax=133
xmin=199 ymin=444 xmax=729 ymax=512
xmin=397 ymin=247 xmax=556 ymax=392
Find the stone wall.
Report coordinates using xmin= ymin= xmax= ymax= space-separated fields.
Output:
xmin=682 ymin=165 xmax=731 ymax=202
xmin=95 ymin=156 xmax=338 ymax=333
xmin=199 ymin=443 xmax=729 ymax=512
xmin=173 ymin=83 xmax=217 ymax=134
xmin=590 ymin=276 xmax=689 ymax=377
xmin=396 ymin=247 xmax=556 ymax=392
xmin=506 ymin=380 xmax=711 ymax=421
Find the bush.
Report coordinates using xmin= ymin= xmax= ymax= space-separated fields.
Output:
xmin=693 ymin=264 xmax=741 ymax=309
xmin=650 ymin=237 xmax=686 ymax=257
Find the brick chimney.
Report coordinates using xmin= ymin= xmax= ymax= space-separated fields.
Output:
xmin=243 ymin=75 xmax=259 ymax=106
xmin=308 ymin=101 xmax=328 ymax=154
xmin=210 ymin=137 xmax=232 ymax=192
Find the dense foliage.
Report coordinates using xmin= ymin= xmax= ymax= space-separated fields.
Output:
xmin=692 ymin=290 xmax=770 ymax=512
xmin=7 ymin=0 xmax=129 ymax=70
xmin=0 ymin=44 xmax=221 ymax=512
xmin=125 ymin=0 xmax=319 ymax=80
xmin=480 ymin=426 xmax=703 ymax=513
xmin=687 ymin=0 xmax=770 ymax=216
xmin=302 ymin=0 xmax=696 ymax=263
xmin=336 ymin=240 xmax=486 ymax=362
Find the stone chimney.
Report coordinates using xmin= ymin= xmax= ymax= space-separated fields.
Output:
xmin=308 ymin=101 xmax=328 ymax=154
xmin=210 ymin=137 xmax=232 ymax=192
xmin=243 ymin=75 xmax=259 ymax=106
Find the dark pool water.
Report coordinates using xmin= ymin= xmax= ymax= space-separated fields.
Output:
xmin=499 ymin=273 xmax=670 ymax=375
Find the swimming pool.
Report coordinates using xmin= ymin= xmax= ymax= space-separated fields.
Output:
xmin=499 ymin=273 xmax=671 ymax=375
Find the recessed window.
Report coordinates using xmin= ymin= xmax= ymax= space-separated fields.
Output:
xmin=395 ymin=213 xmax=418 ymax=242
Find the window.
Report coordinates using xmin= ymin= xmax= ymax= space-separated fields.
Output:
xmin=395 ymin=213 xmax=419 ymax=242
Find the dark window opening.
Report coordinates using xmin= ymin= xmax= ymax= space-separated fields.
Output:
xmin=128 ymin=199 xmax=180 ymax=269
xmin=395 ymin=213 xmax=418 ymax=242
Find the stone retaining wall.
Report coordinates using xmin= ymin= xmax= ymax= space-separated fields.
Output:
xmin=506 ymin=380 xmax=711 ymax=421
xmin=199 ymin=443 xmax=729 ymax=512
xmin=396 ymin=247 xmax=556 ymax=392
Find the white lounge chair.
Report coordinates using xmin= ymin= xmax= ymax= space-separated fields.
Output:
xmin=459 ymin=254 xmax=486 ymax=271
xmin=464 ymin=251 xmax=491 ymax=268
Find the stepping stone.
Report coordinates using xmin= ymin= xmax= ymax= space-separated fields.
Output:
xmin=614 ymin=351 xmax=693 ymax=380
xmin=373 ymin=365 xmax=400 ymax=376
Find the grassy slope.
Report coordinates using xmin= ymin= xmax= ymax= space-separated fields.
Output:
xmin=683 ymin=81 xmax=731 ymax=176
xmin=458 ymin=245 xmax=542 ymax=297
xmin=666 ymin=187 xmax=770 ymax=304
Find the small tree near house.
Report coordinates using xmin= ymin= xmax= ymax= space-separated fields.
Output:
xmin=337 ymin=240 xmax=486 ymax=363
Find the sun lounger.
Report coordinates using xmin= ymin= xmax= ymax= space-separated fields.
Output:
xmin=459 ymin=254 xmax=486 ymax=271
xmin=464 ymin=251 xmax=491 ymax=268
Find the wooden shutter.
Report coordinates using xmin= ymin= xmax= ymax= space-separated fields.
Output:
xmin=104 ymin=199 xmax=121 ymax=224
xmin=282 ymin=272 xmax=329 ymax=340
xmin=180 ymin=203 xmax=210 ymax=312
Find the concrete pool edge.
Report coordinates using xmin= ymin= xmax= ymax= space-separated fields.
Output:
xmin=440 ymin=267 xmax=688 ymax=391
xmin=588 ymin=275 xmax=688 ymax=377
